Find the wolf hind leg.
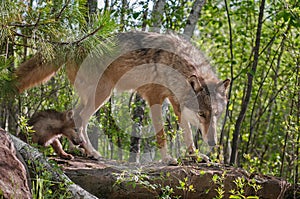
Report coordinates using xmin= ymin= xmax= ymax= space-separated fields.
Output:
xmin=51 ymin=139 xmax=74 ymax=160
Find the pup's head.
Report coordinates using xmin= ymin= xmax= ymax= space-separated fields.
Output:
xmin=62 ymin=110 xmax=85 ymax=146
xmin=183 ymin=76 xmax=230 ymax=147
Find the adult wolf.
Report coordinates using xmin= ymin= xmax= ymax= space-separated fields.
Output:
xmin=15 ymin=31 xmax=230 ymax=164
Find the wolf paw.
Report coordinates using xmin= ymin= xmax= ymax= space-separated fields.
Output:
xmin=60 ymin=153 xmax=74 ymax=160
xmin=87 ymin=151 xmax=102 ymax=161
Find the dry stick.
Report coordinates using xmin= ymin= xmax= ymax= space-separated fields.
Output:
xmin=10 ymin=135 xmax=98 ymax=199
xmin=230 ymin=0 xmax=266 ymax=165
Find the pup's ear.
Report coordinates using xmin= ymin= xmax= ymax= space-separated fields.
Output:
xmin=216 ymin=79 xmax=230 ymax=95
xmin=188 ymin=75 xmax=202 ymax=92
xmin=65 ymin=110 xmax=74 ymax=120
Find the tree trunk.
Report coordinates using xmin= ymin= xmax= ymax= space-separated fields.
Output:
xmin=87 ymin=0 xmax=98 ymax=14
xmin=183 ymin=0 xmax=206 ymax=39
xmin=129 ymin=94 xmax=145 ymax=163
xmin=151 ymin=0 xmax=166 ymax=31
xmin=219 ymin=0 xmax=234 ymax=164
xmin=120 ymin=0 xmax=128 ymax=31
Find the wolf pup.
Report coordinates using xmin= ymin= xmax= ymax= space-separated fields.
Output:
xmin=16 ymin=31 xmax=230 ymax=164
xmin=28 ymin=110 xmax=84 ymax=160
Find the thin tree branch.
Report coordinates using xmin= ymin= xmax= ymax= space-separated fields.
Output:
xmin=246 ymin=24 xmax=291 ymax=154
xmin=230 ymin=0 xmax=266 ymax=165
xmin=219 ymin=0 xmax=234 ymax=147
xmin=55 ymin=0 xmax=71 ymax=20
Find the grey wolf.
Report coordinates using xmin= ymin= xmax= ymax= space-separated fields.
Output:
xmin=15 ymin=31 xmax=230 ymax=164
xmin=28 ymin=110 xmax=84 ymax=160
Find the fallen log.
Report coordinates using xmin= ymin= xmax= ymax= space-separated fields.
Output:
xmin=7 ymin=131 xmax=297 ymax=199
xmin=10 ymin=134 xmax=98 ymax=199
xmin=54 ymin=157 xmax=295 ymax=199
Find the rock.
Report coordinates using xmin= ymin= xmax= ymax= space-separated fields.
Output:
xmin=0 ymin=128 xmax=32 ymax=198
xmin=54 ymin=157 xmax=294 ymax=199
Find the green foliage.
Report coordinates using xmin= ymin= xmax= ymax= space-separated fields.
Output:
xmin=28 ymin=159 xmax=72 ymax=199
xmin=212 ymin=172 xmax=261 ymax=199
xmin=18 ymin=115 xmax=35 ymax=143
xmin=177 ymin=176 xmax=195 ymax=198
xmin=0 ymin=0 xmax=116 ymax=60
xmin=212 ymin=171 xmax=226 ymax=199
xmin=114 ymin=169 xmax=196 ymax=199
xmin=115 ymin=169 xmax=157 ymax=191
xmin=196 ymin=0 xmax=299 ymax=183
xmin=229 ymin=177 xmax=261 ymax=199
xmin=0 ymin=56 xmax=17 ymax=97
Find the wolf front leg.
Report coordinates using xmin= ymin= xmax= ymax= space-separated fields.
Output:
xmin=51 ymin=139 xmax=74 ymax=160
xmin=179 ymin=119 xmax=196 ymax=154
xmin=149 ymin=103 xmax=177 ymax=165
xmin=75 ymin=103 xmax=102 ymax=160
xmin=76 ymin=75 xmax=115 ymax=160
xmin=80 ymin=127 xmax=102 ymax=160
xmin=180 ymin=119 xmax=210 ymax=163
xmin=168 ymin=96 xmax=210 ymax=163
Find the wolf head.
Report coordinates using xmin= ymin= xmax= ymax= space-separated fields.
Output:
xmin=62 ymin=110 xmax=84 ymax=146
xmin=182 ymin=76 xmax=230 ymax=147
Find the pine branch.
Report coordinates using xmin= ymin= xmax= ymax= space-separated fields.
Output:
xmin=55 ymin=0 xmax=71 ymax=20
xmin=12 ymin=25 xmax=105 ymax=46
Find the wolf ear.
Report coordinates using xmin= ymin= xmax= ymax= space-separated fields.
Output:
xmin=216 ymin=79 xmax=230 ymax=95
xmin=188 ymin=75 xmax=202 ymax=92
xmin=65 ymin=110 xmax=74 ymax=120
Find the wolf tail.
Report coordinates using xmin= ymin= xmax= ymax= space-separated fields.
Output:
xmin=14 ymin=55 xmax=62 ymax=92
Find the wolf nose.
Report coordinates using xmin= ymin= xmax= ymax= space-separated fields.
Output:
xmin=208 ymin=140 xmax=216 ymax=146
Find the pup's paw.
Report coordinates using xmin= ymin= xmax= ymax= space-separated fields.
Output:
xmin=60 ymin=153 xmax=74 ymax=160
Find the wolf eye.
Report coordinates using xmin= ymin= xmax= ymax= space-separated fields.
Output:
xmin=198 ymin=112 xmax=206 ymax=118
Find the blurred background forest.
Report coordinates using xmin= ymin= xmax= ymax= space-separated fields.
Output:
xmin=0 ymin=0 xmax=299 ymax=187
